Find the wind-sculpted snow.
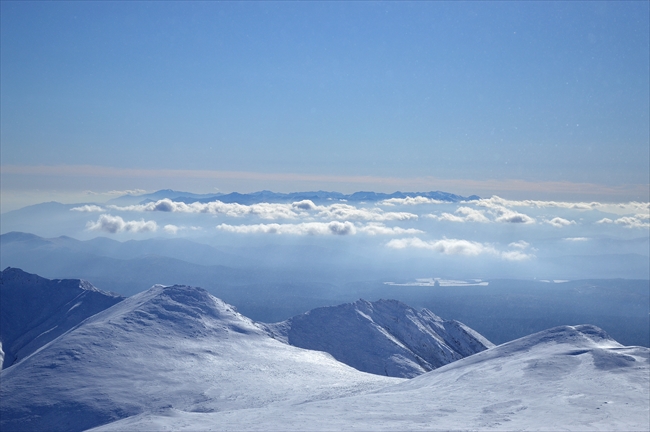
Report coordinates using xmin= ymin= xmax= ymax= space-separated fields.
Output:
xmin=263 ymin=299 xmax=494 ymax=378
xmin=0 ymin=267 xmax=123 ymax=369
xmin=0 ymin=283 xmax=400 ymax=432
xmin=94 ymin=325 xmax=650 ymax=431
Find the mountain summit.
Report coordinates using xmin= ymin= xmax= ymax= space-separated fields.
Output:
xmin=264 ymin=298 xmax=494 ymax=378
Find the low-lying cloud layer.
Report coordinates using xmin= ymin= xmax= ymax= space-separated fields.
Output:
xmin=86 ymin=214 xmax=157 ymax=234
xmin=597 ymin=214 xmax=650 ymax=229
xmin=73 ymin=194 xmax=648 ymax=273
xmin=216 ymin=222 xmax=423 ymax=236
xmin=386 ymin=237 xmax=533 ymax=261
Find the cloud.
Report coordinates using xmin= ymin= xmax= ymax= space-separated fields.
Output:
xmin=492 ymin=207 xmax=536 ymax=224
xmin=106 ymin=189 xmax=147 ymax=196
xmin=70 ymin=205 xmax=104 ymax=212
xmin=380 ymin=197 xmax=445 ymax=206
xmin=500 ymin=250 xmax=533 ymax=261
xmin=386 ymin=237 xmax=534 ymax=261
xmin=110 ymin=199 xmax=300 ymax=220
xmin=314 ymin=203 xmax=418 ymax=222
xmin=472 ymin=196 xmax=649 ymax=216
xmin=544 ymin=217 xmax=576 ymax=228
xmin=86 ymin=214 xmax=157 ymax=234
xmin=428 ymin=207 xmax=490 ymax=223
xmin=108 ymin=198 xmax=419 ymax=222
xmin=292 ymin=200 xmax=318 ymax=210
xmin=216 ymin=221 xmax=357 ymax=236
xmin=357 ymin=223 xmax=424 ymax=236
xmin=508 ymin=240 xmax=530 ymax=249
xmin=386 ymin=237 xmax=492 ymax=256
xmin=596 ymin=214 xmax=649 ymax=228
xmin=613 ymin=214 xmax=650 ymax=229
xmin=163 ymin=224 xmax=180 ymax=234
xmin=564 ymin=237 xmax=589 ymax=241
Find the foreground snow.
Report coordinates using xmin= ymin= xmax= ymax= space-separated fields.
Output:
xmin=94 ymin=325 xmax=649 ymax=432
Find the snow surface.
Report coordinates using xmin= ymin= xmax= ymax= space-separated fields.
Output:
xmin=1 ymin=277 xmax=648 ymax=432
xmin=94 ymin=324 xmax=650 ymax=431
xmin=0 ymin=284 xmax=399 ymax=431
xmin=263 ymin=298 xmax=494 ymax=377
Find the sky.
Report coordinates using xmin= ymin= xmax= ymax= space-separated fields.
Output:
xmin=1 ymin=1 xmax=649 ymax=211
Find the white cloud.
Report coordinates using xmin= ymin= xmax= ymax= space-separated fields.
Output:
xmin=564 ymin=237 xmax=589 ymax=241
xmin=86 ymin=214 xmax=157 ymax=234
xmin=291 ymin=200 xmax=318 ymax=210
xmin=386 ymin=237 xmax=494 ymax=256
xmin=613 ymin=214 xmax=650 ymax=229
xmin=357 ymin=223 xmax=424 ymax=236
xmin=596 ymin=214 xmax=649 ymax=228
xmin=70 ymin=205 xmax=104 ymax=212
xmin=163 ymin=224 xmax=180 ymax=234
xmin=314 ymin=203 xmax=418 ymax=222
xmin=107 ymin=198 xmax=419 ymax=222
xmin=106 ymin=189 xmax=147 ymax=196
xmin=216 ymin=221 xmax=357 ymax=236
xmin=428 ymin=207 xmax=490 ymax=223
xmin=544 ymin=217 xmax=576 ymax=228
xmin=109 ymin=199 xmax=300 ymax=220
xmin=508 ymin=240 xmax=530 ymax=249
xmin=492 ymin=207 xmax=536 ymax=224
xmin=500 ymin=250 xmax=533 ymax=261
xmin=472 ymin=195 xmax=650 ymax=215
xmin=386 ymin=237 xmax=534 ymax=261
xmin=380 ymin=196 xmax=445 ymax=206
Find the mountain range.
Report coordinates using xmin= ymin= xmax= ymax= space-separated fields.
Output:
xmin=107 ymin=189 xmax=480 ymax=206
xmin=1 ymin=268 xmax=647 ymax=431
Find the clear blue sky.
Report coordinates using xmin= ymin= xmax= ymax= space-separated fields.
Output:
xmin=1 ymin=1 xmax=648 ymax=207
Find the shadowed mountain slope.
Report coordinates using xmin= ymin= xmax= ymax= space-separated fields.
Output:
xmin=0 ymin=267 xmax=123 ymax=369
xmin=264 ymin=299 xmax=493 ymax=378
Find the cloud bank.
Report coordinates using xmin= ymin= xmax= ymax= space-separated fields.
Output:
xmin=386 ymin=237 xmax=534 ymax=261
xmin=86 ymin=214 xmax=157 ymax=234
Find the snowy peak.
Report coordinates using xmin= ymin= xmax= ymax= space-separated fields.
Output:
xmin=0 ymin=267 xmax=123 ymax=369
xmin=264 ymin=298 xmax=494 ymax=378
xmin=0 ymin=281 xmax=399 ymax=432
xmin=92 ymin=283 xmax=263 ymax=338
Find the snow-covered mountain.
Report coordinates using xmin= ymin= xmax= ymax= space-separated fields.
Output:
xmin=95 ymin=324 xmax=650 ymax=432
xmin=0 ymin=283 xmax=400 ymax=432
xmin=1 ymin=271 xmax=647 ymax=431
xmin=264 ymin=299 xmax=494 ymax=378
xmin=0 ymin=267 xmax=123 ymax=369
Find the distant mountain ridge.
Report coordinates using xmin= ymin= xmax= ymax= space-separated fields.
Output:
xmin=264 ymin=299 xmax=494 ymax=378
xmin=108 ymin=189 xmax=480 ymax=206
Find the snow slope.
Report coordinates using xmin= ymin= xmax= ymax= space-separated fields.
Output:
xmin=95 ymin=324 xmax=650 ymax=431
xmin=264 ymin=298 xmax=494 ymax=377
xmin=0 ymin=267 xmax=123 ymax=369
xmin=0 ymin=284 xmax=400 ymax=432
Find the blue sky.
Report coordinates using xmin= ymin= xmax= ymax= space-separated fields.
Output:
xmin=1 ymin=1 xmax=648 ymax=210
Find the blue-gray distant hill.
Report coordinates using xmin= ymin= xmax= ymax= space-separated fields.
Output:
xmin=110 ymin=189 xmax=480 ymax=206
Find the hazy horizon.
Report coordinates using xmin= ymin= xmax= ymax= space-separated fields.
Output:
xmin=1 ymin=1 xmax=648 ymax=212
